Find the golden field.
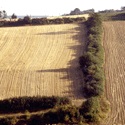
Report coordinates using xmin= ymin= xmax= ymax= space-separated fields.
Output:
xmin=0 ymin=24 xmax=86 ymax=105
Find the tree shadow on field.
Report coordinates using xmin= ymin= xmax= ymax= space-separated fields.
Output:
xmin=36 ymin=31 xmax=77 ymax=35
xmin=36 ymin=23 xmax=87 ymax=100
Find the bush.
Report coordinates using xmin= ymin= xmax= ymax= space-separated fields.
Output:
xmin=84 ymin=82 xmax=104 ymax=97
xmin=86 ymin=13 xmax=102 ymax=28
xmin=0 ymin=96 xmax=71 ymax=113
xmin=54 ymin=18 xmax=64 ymax=24
xmin=0 ymin=118 xmax=11 ymax=125
xmin=28 ymin=106 xmax=81 ymax=125
xmin=79 ymin=52 xmax=102 ymax=68
xmin=0 ymin=16 xmax=86 ymax=27
xmin=23 ymin=16 xmax=32 ymax=24
xmin=32 ymin=18 xmax=42 ymax=25
xmin=63 ymin=18 xmax=74 ymax=23
xmin=79 ymin=13 xmax=104 ymax=98
xmin=79 ymin=12 xmax=109 ymax=123
xmin=0 ymin=21 xmax=5 ymax=27
xmin=80 ymin=97 xmax=101 ymax=123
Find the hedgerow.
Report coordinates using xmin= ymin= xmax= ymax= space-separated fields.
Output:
xmin=0 ymin=17 xmax=86 ymax=27
xmin=79 ymin=13 xmax=109 ymax=123
xmin=0 ymin=96 xmax=71 ymax=113
xmin=79 ymin=13 xmax=104 ymax=97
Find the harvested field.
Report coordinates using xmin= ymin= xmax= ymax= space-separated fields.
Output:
xmin=47 ymin=14 xmax=89 ymax=20
xmin=103 ymin=21 xmax=125 ymax=125
xmin=0 ymin=24 xmax=86 ymax=104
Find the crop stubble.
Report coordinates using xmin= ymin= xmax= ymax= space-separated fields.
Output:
xmin=0 ymin=24 xmax=86 ymax=104
xmin=103 ymin=21 xmax=125 ymax=125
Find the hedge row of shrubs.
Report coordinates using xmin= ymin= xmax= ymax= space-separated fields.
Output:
xmin=29 ymin=105 xmax=82 ymax=125
xmin=79 ymin=13 xmax=109 ymax=123
xmin=0 ymin=17 xmax=86 ymax=27
xmin=0 ymin=96 xmax=71 ymax=113
xmin=0 ymin=99 xmax=109 ymax=125
xmin=0 ymin=105 xmax=85 ymax=125
xmin=79 ymin=13 xmax=104 ymax=97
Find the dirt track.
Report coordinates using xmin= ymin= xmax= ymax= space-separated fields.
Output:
xmin=0 ymin=24 xmax=86 ymax=104
xmin=103 ymin=21 xmax=125 ymax=125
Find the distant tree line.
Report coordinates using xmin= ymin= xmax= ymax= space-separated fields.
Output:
xmin=69 ymin=8 xmax=95 ymax=15
xmin=69 ymin=7 xmax=125 ymax=16
xmin=0 ymin=16 xmax=86 ymax=27
xmin=0 ymin=10 xmax=16 ymax=19
xmin=98 ymin=6 xmax=125 ymax=14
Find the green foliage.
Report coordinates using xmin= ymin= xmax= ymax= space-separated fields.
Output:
xmin=23 ymin=16 xmax=32 ymax=24
xmin=10 ymin=117 xmax=18 ymax=125
xmin=79 ymin=13 xmax=108 ymax=123
xmin=0 ymin=118 xmax=11 ymax=125
xmin=0 ymin=96 xmax=71 ymax=113
xmin=86 ymin=13 xmax=102 ymax=28
xmin=0 ymin=16 xmax=86 ymax=27
xmin=0 ymin=10 xmax=7 ymax=18
xmin=0 ymin=21 xmax=4 ymax=27
xmin=63 ymin=17 xmax=74 ymax=23
xmin=79 ymin=13 xmax=104 ymax=97
xmin=11 ymin=13 xmax=17 ymax=19
xmin=28 ymin=106 xmax=82 ymax=125
xmin=80 ymin=97 xmax=101 ymax=123
xmin=57 ymin=106 xmax=80 ymax=123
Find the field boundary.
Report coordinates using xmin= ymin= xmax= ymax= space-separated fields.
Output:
xmin=79 ymin=13 xmax=109 ymax=123
xmin=0 ymin=16 xmax=87 ymax=27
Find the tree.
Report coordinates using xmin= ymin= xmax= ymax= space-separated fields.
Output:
xmin=70 ymin=8 xmax=81 ymax=15
xmin=11 ymin=13 xmax=17 ymax=19
xmin=80 ymin=97 xmax=101 ymax=122
xmin=3 ymin=10 xmax=7 ymax=18
xmin=23 ymin=15 xmax=32 ymax=24
xmin=0 ymin=11 xmax=2 ymax=18
xmin=121 ymin=6 xmax=125 ymax=11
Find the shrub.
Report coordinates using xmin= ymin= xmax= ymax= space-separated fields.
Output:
xmin=79 ymin=13 xmax=104 ymax=98
xmin=23 ymin=16 xmax=32 ymax=24
xmin=86 ymin=13 xmax=102 ymax=28
xmin=54 ymin=18 xmax=64 ymax=24
xmin=80 ymin=97 xmax=101 ymax=123
xmin=78 ymin=12 xmax=110 ymax=124
xmin=84 ymin=82 xmax=104 ymax=97
xmin=63 ymin=18 xmax=74 ymax=23
xmin=0 ymin=21 xmax=4 ymax=27
xmin=0 ymin=118 xmax=11 ymax=125
xmin=0 ymin=96 xmax=71 ymax=113
xmin=28 ymin=106 xmax=80 ymax=125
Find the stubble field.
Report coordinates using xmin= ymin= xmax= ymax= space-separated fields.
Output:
xmin=103 ymin=21 xmax=125 ymax=125
xmin=0 ymin=24 xmax=86 ymax=104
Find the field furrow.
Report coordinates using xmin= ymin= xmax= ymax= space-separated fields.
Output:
xmin=0 ymin=24 xmax=86 ymax=104
xmin=103 ymin=21 xmax=125 ymax=125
